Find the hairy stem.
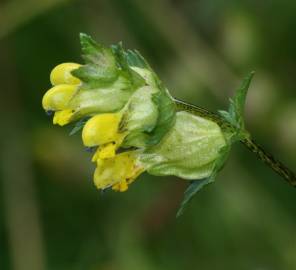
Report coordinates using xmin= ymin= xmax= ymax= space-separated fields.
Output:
xmin=174 ymin=98 xmax=296 ymax=187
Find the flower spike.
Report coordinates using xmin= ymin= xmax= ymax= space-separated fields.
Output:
xmin=42 ymin=33 xmax=296 ymax=216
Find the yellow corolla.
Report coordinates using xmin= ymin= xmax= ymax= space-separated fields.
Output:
xmin=52 ymin=109 xmax=75 ymax=126
xmin=42 ymin=84 xmax=77 ymax=111
xmin=42 ymin=63 xmax=81 ymax=126
xmin=94 ymin=151 xmax=144 ymax=192
xmin=82 ymin=113 xmax=126 ymax=161
xmin=50 ymin=63 xmax=81 ymax=85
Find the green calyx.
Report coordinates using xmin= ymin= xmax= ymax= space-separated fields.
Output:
xmin=176 ymin=71 xmax=255 ymax=216
xmin=140 ymin=111 xmax=226 ymax=179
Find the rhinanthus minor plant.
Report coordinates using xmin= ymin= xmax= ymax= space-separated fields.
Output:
xmin=42 ymin=33 xmax=296 ymax=216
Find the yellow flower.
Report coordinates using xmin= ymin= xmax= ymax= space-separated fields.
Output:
xmin=53 ymin=109 xmax=75 ymax=126
xmin=42 ymin=84 xmax=77 ymax=111
xmin=82 ymin=113 xmax=126 ymax=161
xmin=42 ymin=63 xmax=81 ymax=126
xmin=93 ymin=151 xmax=144 ymax=192
xmin=50 ymin=63 xmax=81 ymax=85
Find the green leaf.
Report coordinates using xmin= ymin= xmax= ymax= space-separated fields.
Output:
xmin=69 ymin=117 xmax=90 ymax=136
xmin=218 ymin=72 xmax=254 ymax=142
xmin=176 ymin=178 xmax=212 ymax=218
xmin=71 ymin=33 xmax=118 ymax=87
xmin=232 ymin=71 xmax=255 ymax=125
xmin=176 ymin=143 xmax=231 ymax=217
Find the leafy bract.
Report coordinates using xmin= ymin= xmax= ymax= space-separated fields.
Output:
xmin=125 ymin=49 xmax=150 ymax=69
xmin=66 ymin=34 xmax=150 ymax=121
xmin=176 ymin=179 xmax=212 ymax=218
xmin=219 ymin=71 xmax=255 ymax=141
xmin=111 ymin=43 xmax=146 ymax=89
xmin=146 ymin=88 xmax=176 ymax=146
xmin=72 ymin=33 xmax=118 ymax=87
xmin=176 ymin=144 xmax=230 ymax=217
xmin=116 ymin=52 xmax=176 ymax=148
xmin=120 ymin=81 xmax=176 ymax=148
xmin=69 ymin=117 xmax=90 ymax=136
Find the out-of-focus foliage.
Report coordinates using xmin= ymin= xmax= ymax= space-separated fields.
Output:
xmin=0 ymin=0 xmax=296 ymax=270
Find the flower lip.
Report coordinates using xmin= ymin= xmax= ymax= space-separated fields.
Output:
xmin=93 ymin=151 xmax=144 ymax=192
xmin=52 ymin=109 xmax=75 ymax=126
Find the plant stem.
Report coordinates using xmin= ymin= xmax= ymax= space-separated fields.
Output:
xmin=174 ymin=98 xmax=296 ymax=187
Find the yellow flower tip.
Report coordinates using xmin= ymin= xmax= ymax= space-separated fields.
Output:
xmin=50 ymin=63 xmax=81 ymax=86
xmin=53 ymin=109 xmax=74 ymax=126
xmin=112 ymin=180 xmax=128 ymax=192
xmin=91 ymin=143 xmax=116 ymax=162
xmin=82 ymin=113 xmax=123 ymax=147
xmin=42 ymin=84 xmax=77 ymax=111
xmin=91 ymin=149 xmax=100 ymax=162
xmin=93 ymin=152 xmax=144 ymax=191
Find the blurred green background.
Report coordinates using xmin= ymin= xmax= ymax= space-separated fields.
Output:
xmin=1 ymin=0 xmax=296 ymax=269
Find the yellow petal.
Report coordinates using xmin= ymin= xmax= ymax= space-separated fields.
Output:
xmin=42 ymin=84 xmax=77 ymax=111
xmin=91 ymin=148 xmax=100 ymax=162
xmin=82 ymin=113 xmax=123 ymax=147
xmin=112 ymin=180 xmax=128 ymax=192
xmin=91 ymin=143 xmax=116 ymax=162
xmin=53 ymin=109 xmax=74 ymax=126
xmin=93 ymin=151 xmax=144 ymax=191
xmin=50 ymin=63 xmax=81 ymax=85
